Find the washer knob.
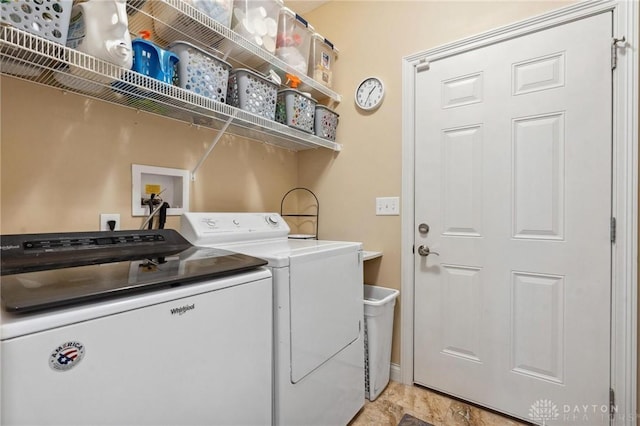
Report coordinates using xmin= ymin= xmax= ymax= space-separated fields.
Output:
xmin=233 ymin=219 xmax=240 ymax=226
xmin=203 ymin=219 xmax=216 ymax=228
xmin=266 ymin=215 xmax=279 ymax=225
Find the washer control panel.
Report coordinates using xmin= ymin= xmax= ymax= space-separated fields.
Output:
xmin=180 ymin=212 xmax=290 ymax=245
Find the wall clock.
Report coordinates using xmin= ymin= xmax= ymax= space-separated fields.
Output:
xmin=354 ymin=76 xmax=385 ymax=111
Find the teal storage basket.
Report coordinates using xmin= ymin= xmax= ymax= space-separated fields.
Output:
xmin=131 ymin=38 xmax=179 ymax=85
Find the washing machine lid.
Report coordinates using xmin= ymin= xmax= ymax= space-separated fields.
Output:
xmin=0 ymin=229 xmax=267 ymax=313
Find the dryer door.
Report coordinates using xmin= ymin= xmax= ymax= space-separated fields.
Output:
xmin=289 ymin=247 xmax=363 ymax=383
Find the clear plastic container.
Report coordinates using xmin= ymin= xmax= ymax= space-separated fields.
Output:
xmin=314 ymin=105 xmax=339 ymax=141
xmin=230 ymin=0 xmax=283 ymax=54
xmin=275 ymin=89 xmax=316 ymax=133
xmin=187 ymin=0 xmax=234 ymax=26
xmin=152 ymin=0 xmax=233 ymax=43
xmin=308 ymin=33 xmax=338 ymax=88
xmin=168 ymin=41 xmax=232 ymax=103
xmin=227 ymin=68 xmax=278 ymax=119
xmin=275 ymin=7 xmax=314 ymax=76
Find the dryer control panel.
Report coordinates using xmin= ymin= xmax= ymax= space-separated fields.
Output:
xmin=181 ymin=212 xmax=290 ymax=245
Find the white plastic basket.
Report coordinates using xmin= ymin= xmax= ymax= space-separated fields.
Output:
xmin=227 ymin=68 xmax=278 ymax=120
xmin=1 ymin=0 xmax=73 ymax=44
xmin=314 ymin=105 xmax=339 ymax=141
xmin=275 ymin=89 xmax=316 ymax=133
xmin=168 ymin=41 xmax=232 ymax=103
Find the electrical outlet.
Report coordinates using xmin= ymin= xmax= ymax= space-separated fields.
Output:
xmin=100 ymin=213 xmax=121 ymax=231
xmin=376 ymin=197 xmax=400 ymax=216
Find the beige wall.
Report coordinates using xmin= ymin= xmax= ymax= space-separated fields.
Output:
xmin=299 ymin=0 xmax=574 ymax=365
xmin=0 ymin=78 xmax=298 ymax=233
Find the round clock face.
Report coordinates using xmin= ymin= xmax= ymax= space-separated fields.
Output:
xmin=355 ymin=77 xmax=385 ymax=111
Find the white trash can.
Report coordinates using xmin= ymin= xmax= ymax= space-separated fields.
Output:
xmin=363 ymin=284 xmax=400 ymax=401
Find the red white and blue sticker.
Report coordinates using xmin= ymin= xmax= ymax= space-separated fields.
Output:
xmin=49 ymin=341 xmax=85 ymax=372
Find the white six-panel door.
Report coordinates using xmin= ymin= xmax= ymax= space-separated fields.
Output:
xmin=413 ymin=12 xmax=612 ymax=424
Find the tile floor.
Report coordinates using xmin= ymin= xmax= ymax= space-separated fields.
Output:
xmin=349 ymin=381 xmax=530 ymax=426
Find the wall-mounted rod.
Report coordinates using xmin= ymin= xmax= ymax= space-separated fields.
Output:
xmin=191 ymin=114 xmax=235 ymax=181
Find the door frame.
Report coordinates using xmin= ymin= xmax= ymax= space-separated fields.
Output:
xmin=400 ymin=0 xmax=638 ymax=423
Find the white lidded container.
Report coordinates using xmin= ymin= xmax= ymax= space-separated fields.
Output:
xmin=275 ymin=7 xmax=314 ymax=76
xmin=230 ymin=0 xmax=283 ymax=54
xmin=363 ymin=284 xmax=399 ymax=402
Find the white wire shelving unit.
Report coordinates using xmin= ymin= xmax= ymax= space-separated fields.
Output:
xmin=0 ymin=0 xmax=343 ymax=153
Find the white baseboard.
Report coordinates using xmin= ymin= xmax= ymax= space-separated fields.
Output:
xmin=390 ymin=363 xmax=401 ymax=383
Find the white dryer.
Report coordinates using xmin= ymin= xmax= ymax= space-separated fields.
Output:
xmin=181 ymin=212 xmax=365 ymax=426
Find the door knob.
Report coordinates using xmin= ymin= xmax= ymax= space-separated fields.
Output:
xmin=417 ymin=245 xmax=439 ymax=257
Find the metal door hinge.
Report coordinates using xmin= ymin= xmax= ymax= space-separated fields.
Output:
xmin=610 ymin=387 xmax=616 ymax=420
xmin=416 ymin=59 xmax=430 ymax=73
xmin=610 ymin=217 xmax=616 ymax=243
xmin=612 ymin=36 xmax=626 ymax=70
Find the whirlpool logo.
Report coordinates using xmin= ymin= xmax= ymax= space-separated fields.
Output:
xmin=170 ymin=303 xmax=195 ymax=316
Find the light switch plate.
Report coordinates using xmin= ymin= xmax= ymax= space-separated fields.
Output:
xmin=376 ymin=197 xmax=400 ymax=215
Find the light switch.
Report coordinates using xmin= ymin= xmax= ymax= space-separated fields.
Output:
xmin=376 ymin=197 xmax=400 ymax=216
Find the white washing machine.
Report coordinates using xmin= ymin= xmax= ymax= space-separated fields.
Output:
xmin=181 ymin=212 xmax=365 ymax=426
xmin=1 ymin=229 xmax=273 ymax=426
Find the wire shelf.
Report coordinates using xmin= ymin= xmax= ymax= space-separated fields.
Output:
xmin=0 ymin=3 xmax=342 ymax=152
xmin=137 ymin=0 xmax=341 ymax=104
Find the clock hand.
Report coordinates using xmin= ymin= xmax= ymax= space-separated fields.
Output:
xmin=365 ymin=87 xmax=375 ymax=103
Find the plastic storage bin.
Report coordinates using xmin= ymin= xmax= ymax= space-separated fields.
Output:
xmin=230 ymin=0 xmax=282 ymax=54
xmin=1 ymin=0 xmax=73 ymax=44
xmin=187 ymin=0 xmax=234 ymax=25
xmin=168 ymin=41 xmax=232 ymax=103
xmin=152 ymin=0 xmax=233 ymax=43
xmin=308 ymin=33 xmax=338 ymax=88
xmin=275 ymin=89 xmax=316 ymax=133
xmin=131 ymin=36 xmax=179 ymax=85
xmin=227 ymin=68 xmax=278 ymax=119
xmin=275 ymin=7 xmax=313 ymax=75
xmin=314 ymin=105 xmax=339 ymax=141
xmin=363 ymin=284 xmax=400 ymax=402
